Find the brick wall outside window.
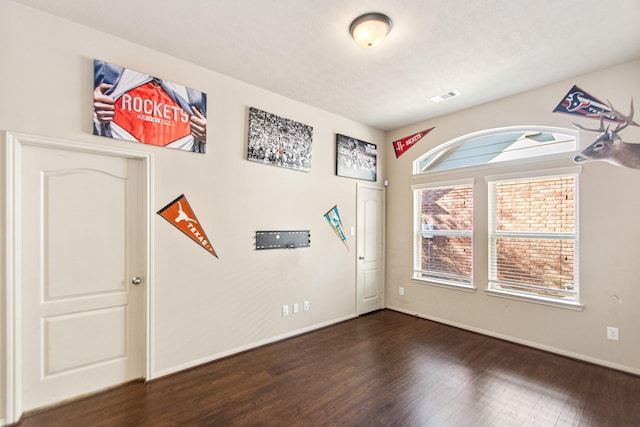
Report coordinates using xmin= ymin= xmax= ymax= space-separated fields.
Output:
xmin=492 ymin=176 xmax=576 ymax=296
xmin=416 ymin=177 xmax=577 ymax=297
xmin=418 ymin=186 xmax=473 ymax=280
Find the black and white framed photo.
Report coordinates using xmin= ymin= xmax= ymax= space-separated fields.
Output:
xmin=336 ymin=134 xmax=377 ymax=181
xmin=247 ymin=107 xmax=313 ymax=172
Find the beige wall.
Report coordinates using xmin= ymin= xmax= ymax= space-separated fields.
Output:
xmin=385 ymin=59 xmax=640 ymax=374
xmin=0 ymin=2 xmax=385 ymax=422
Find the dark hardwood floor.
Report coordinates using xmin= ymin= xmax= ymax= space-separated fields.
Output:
xmin=14 ymin=310 xmax=640 ymax=426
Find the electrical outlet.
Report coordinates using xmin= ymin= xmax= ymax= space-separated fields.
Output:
xmin=303 ymin=300 xmax=310 ymax=311
xmin=607 ymin=326 xmax=619 ymax=341
xmin=293 ymin=303 xmax=299 ymax=314
xmin=399 ymin=286 xmax=405 ymax=296
xmin=282 ymin=305 xmax=289 ymax=316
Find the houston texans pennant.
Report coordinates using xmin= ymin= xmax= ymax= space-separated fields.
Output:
xmin=393 ymin=127 xmax=435 ymax=158
xmin=553 ymin=85 xmax=638 ymax=126
xmin=157 ymin=194 xmax=218 ymax=258
xmin=324 ymin=205 xmax=349 ymax=251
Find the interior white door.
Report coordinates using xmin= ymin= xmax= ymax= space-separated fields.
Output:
xmin=19 ymin=143 xmax=145 ymax=412
xmin=356 ymin=184 xmax=385 ymax=315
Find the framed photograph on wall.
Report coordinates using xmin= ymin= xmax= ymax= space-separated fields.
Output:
xmin=93 ymin=59 xmax=208 ymax=153
xmin=247 ymin=107 xmax=313 ymax=172
xmin=336 ymin=134 xmax=377 ymax=181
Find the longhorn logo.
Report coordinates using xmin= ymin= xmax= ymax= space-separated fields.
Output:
xmin=175 ymin=201 xmax=197 ymax=224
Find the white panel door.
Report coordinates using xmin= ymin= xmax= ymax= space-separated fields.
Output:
xmin=19 ymin=143 xmax=145 ymax=412
xmin=356 ymin=184 xmax=385 ymax=315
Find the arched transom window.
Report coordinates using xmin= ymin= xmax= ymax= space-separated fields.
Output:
xmin=414 ymin=127 xmax=577 ymax=175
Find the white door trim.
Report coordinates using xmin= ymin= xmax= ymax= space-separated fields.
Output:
xmin=3 ymin=132 xmax=154 ymax=424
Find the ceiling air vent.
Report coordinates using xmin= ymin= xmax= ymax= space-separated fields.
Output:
xmin=430 ymin=90 xmax=460 ymax=103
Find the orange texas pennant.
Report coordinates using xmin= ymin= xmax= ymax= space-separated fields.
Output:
xmin=157 ymin=194 xmax=218 ymax=258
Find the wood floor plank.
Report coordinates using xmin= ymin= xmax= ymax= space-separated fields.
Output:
xmin=13 ymin=310 xmax=640 ymax=426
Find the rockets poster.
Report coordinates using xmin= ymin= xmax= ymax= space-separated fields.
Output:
xmin=93 ymin=59 xmax=208 ymax=153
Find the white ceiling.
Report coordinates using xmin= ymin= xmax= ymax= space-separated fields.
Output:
xmin=12 ymin=0 xmax=640 ymax=131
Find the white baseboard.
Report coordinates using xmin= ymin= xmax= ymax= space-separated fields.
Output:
xmin=386 ymin=305 xmax=640 ymax=376
xmin=149 ymin=314 xmax=358 ymax=380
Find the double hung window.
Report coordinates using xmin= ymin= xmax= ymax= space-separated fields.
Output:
xmin=413 ymin=181 xmax=473 ymax=288
xmin=488 ymin=173 xmax=579 ymax=303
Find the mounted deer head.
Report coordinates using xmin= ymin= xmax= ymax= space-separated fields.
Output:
xmin=573 ymin=99 xmax=640 ymax=169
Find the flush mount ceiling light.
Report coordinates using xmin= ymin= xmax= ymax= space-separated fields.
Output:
xmin=349 ymin=12 xmax=392 ymax=48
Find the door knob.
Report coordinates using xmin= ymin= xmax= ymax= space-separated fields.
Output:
xmin=132 ymin=277 xmax=142 ymax=285
xmin=358 ymin=256 xmax=365 ymax=260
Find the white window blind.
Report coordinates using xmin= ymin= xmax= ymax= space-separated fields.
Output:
xmin=414 ymin=182 xmax=473 ymax=287
xmin=488 ymin=174 xmax=578 ymax=301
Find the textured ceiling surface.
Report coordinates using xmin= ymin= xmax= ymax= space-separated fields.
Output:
xmin=11 ymin=0 xmax=640 ymax=131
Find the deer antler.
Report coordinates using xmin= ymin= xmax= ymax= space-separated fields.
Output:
xmin=573 ymin=111 xmax=607 ymax=133
xmin=572 ymin=98 xmax=635 ymax=134
xmin=606 ymin=98 xmax=634 ymax=133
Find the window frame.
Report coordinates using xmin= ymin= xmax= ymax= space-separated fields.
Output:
xmin=413 ymin=126 xmax=578 ymax=175
xmin=485 ymin=167 xmax=582 ymax=309
xmin=411 ymin=179 xmax=475 ymax=291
